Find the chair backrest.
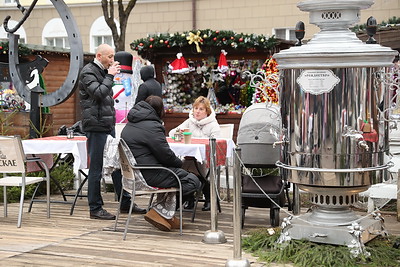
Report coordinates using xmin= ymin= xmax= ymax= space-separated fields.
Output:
xmin=0 ymin=136 xmax=26 ymax=174
xmin=219 ymin=124 xmax=234 ymax=139
xmin=117 ymin=139 xmax=154 ymax=191
xmin=118 ymin=139 xmax=140 ymax=182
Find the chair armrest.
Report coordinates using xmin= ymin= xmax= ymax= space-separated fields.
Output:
xmin=25 ymin=157 xmax=51 ymax=174
xmin=132 ymin=165 xmax=182 ymax=192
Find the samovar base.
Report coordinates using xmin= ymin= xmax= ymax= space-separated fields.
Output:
xmin=285 ymin=212 xmax=384 ymax=246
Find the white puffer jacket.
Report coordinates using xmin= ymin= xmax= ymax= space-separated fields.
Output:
xmin=169 ymin=108 xmax=221 ymax=138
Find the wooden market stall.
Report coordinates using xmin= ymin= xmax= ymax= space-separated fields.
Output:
xmin=357 ymin=25 xmax=400 ymax=55
xmin=131 ymin=29 xmax=294 ymax=141
xmin=0 ymin=43 xmax=93 ymax=137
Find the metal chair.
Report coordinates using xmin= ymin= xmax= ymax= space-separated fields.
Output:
xmin=114 ymin=139 xmax=183 ymax=240
xmin=103 ymin=123 xmax=126 ymax=195
xmin=0 ymin=136 xmax=50 ymax=228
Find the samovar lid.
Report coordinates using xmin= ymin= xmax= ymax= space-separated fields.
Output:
xmin=274 ymin=0 xmax=398 ymax=69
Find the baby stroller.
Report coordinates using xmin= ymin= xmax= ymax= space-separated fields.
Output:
xmin=237 ymin=103 xmax=291 ymax=227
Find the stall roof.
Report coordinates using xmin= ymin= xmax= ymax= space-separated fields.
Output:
xmin=357 ymin=26 xmax=400 ymax=55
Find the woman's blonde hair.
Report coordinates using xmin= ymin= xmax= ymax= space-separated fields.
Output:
xmin=193 ymin=96 xmax=212 ymax=116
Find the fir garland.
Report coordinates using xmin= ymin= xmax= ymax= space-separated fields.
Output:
xmin=243 ymin=228 xmax=400 ymax=267
xmin=131 ymin=29 xmax=277 ymax=53
xmin=0 ymin=41 xmax=32 ymax=56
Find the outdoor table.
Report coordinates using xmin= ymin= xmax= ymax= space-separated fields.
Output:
xmin=22 ymin=135 xmax=88 ymax=175
xmin=167 ymin=137 xmax=234 ymax=168
xmin=22 ymin=136 xmax=88 ymax=210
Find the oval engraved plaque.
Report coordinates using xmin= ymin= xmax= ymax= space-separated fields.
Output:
xmin=296 ymin=69 xmax=340 ymax=95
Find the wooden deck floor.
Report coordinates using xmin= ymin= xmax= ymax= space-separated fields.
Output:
xmin=0 ymin=192 xmax=267 ymax=266
xmin=0 ymin=192 xmax=398 ymax=266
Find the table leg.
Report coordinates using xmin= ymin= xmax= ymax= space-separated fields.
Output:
xmin=28 ymin=154 xmax=68 ymax=203
xmin=28 ymin=172 xmax=70 ymax=212
xmin=28 ymin=154 xmax=89 ymax=214
xmin=70 ymin=170 xmax=88 ymax=215
xmin=193 ymin=161 xmax=221 ymax=213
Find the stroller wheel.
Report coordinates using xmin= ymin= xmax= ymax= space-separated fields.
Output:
xmin=270 ymin=208 xmax=280 ymax=227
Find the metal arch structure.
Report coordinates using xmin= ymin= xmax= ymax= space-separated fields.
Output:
xmin=4 ymin=0 xmax=83 ymax=107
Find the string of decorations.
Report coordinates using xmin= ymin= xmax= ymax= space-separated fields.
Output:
xmin=252 ymin=57 xmax=279 ymax=104
xmin=0 ymin=41 xmax=86 ymax=58
xmin=131 ymin=29 xmax=277 ymax=53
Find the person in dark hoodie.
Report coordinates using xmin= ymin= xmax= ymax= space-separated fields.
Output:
xmin=134 ymin=65 xmax=162 ymax=104
xmin=121 ymin=95 xmax=201 ymax=231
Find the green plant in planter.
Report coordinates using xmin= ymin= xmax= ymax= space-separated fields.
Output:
xmin=48 ymin=161 xmax=75 ymax=193
xmin=0 ymin=110 xmax=17 ymax=135
xmin=29 ymin=117 xmax=52 ymax=138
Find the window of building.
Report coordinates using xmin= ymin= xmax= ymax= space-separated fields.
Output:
xmin=273 ymin=28 xmax=296 ymax=41
xmin=42 ymin=18 xmax=68 ymax=48
xmin=45 ymin=37 xmax=69 ymax=48
xmin=0 ymin=19 xmax=26 ymax=44
xmin=93 ymin=35 xmax=113 ymax=48
xmin=0 ymin=37 xmax=25 ymax=44
xmin=90 ymin=16 xmax=119 ymax=53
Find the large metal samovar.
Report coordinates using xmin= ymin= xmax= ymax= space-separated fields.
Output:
xmin=274 ymin=0 xmax=398 ymax=249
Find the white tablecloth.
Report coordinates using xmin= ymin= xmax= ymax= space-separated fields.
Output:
xmin=168 ymin=142 xmax=205 ymax=163
xmin=22 ymin=136 xmax=87 ymax=174
xmin=168 ymin=138 xmax=235 ymax=165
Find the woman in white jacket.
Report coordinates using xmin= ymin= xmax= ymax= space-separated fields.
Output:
xmin=169 ymin=96 xmax=221 ymax=138
xmin=169 ymin=96 xmax=220 ymax=211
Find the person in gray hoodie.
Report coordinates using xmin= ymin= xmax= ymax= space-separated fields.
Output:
xmin=135 ymin=65 xmax=162 ymax=104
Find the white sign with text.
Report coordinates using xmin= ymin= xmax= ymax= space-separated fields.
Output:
xmin=297 ymin=69 xmax=340 ymax=95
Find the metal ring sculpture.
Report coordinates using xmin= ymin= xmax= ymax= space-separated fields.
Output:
xmin=4 ymin=0 xmax=83 ymax=106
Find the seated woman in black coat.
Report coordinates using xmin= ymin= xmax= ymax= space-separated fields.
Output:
xmin=121 ymin=95 xmax=201 ymax=231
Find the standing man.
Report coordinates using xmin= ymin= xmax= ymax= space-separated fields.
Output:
xmin=134 ymin=65 xmax=162 ymax=104
xmin=79 ymin=44 xmax=146 ymax=220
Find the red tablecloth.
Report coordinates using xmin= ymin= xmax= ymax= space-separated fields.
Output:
xmin=31 ymin=136 xmax=87 ymax=141
xmin=167 ymin=137 xmax=227 ymax=167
